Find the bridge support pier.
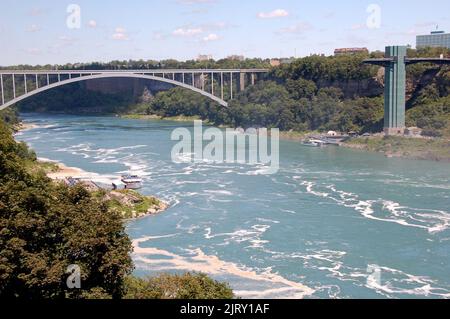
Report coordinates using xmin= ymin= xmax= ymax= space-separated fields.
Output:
xmin=0 ymin=74 xmax=4 ymax=105
xmin=12 ymin=74 xmax=16 ymax=99
xmin=230 ymin=72 xmax=233 ymax=99
xmin=240 ymin=72 xmax=245 ymax=91
xmin=221 ymin=72 xmax=224 ymax=100
xmin=364 ymin=46 xmax=450 ymax=135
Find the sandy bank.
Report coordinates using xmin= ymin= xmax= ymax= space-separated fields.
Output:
xmin=16 ymin=122 xmax=39 ymax=131
xmin=47 ymin=163 xmax=85 ymax=179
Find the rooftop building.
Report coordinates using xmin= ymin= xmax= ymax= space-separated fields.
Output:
xmin=416 ymin=30 xmax=450 ymax=49
xmin=270 ymin=59 xmax=281 ymax=67
xmin=196 ymin=54 xmax=213 ymax=62
xmin=334 ymin=48 xmax=369 ymax=56
xmin=227 ymin=55 xmax=245 ymax=61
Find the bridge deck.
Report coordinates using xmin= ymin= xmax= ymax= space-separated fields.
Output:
xmin=364 ymin=58 xmax=450 ymax=66
xmin=0 ymin=69 xmax=269 ymax=75
xmin=405 ymin=58 xmax=450 ymax=65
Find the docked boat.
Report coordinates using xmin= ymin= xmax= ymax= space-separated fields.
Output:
xmin=302 ymin=139 xmax=324 ymax=147
xmin=121 ymin=174 xmax=143 ymax=189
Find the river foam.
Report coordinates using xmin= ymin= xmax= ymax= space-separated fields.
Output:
xmin=132 ymin=235 xmax=315 ymax=299
xmin=297 ymin=178 xmax=450 ymax=234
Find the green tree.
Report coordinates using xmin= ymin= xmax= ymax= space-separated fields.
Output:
xmin=123 ymin=273 xmax=234 ymax=299
xmin=0 ymin=121 xmax=133 ymax=298
xmin=285 ymin=78 xmax=317 ymax=100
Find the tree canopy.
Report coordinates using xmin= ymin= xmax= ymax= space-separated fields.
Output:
xmin=0 ymin=119 xmax=235 ymax=299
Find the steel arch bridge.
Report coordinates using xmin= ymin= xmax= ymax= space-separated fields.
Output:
xmin=0 ymin=69 xmax=268 ymax=111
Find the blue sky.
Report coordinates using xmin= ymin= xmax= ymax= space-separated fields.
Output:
xmin=1 ymin=0 xmax=449 ymax=65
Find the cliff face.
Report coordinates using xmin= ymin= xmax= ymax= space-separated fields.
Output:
xmin=317 ymin=66 xmax=449 ymax=102
xmin=316 ymin=76 xmax=384 ymax=98
xmin=83 ymin=78 xmax=172 ymax=100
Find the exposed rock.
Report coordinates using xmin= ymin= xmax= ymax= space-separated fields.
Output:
xmin=109 ymin=190 xmax=141 ymax=205
xmin=316 ymin=77 xmax=384 ymax=98
xmin=83 ymin=78 xmax=172 ymax=100
xmin=103 ymin=190 xmax=168 ymax=219
xmin=139 ymin=87 xmax=154 ymax=103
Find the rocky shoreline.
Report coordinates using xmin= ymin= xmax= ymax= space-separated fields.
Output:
xmin=15 ymin=122 xmax=169 ymax=220
xmin=342 ymin=136 xmax=450 ymax=162
xmin=104 ymin=189 xmax=169 ymax=220
xmin=39 ymin=159 xmax=169 ymax=219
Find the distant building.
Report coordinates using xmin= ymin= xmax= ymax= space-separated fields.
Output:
xmin=334 ymin=48 xmax=369 ymax=56
xmin=280 ymin=58 xmax=294 ymax=65
xmin=269 ymin=58 xmax=294 ymax=66
xmin=227 ymin=55 xmax=245 ymax=61
xmin=270 ymin=59 xmax=281 ymax=67
xmin=416 ymin=30 xmax=450 ymax=49
xmin=197 ymin=54 xmax=213 ymax=62
xmin=327 ymin=131 xmax=338 ymax=137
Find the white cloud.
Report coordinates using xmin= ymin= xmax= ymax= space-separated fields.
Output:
xmin=257 ymin=9 xmax=289 ymax=19
xmin=26 ymin=24 xmax=41 ymax=32
xmin=169 ymin=22 xmax=229 ymax=40
xmin=88 ymin=20 xmax=97 ymax=28
xmin=203 ymin=33 xmax=219 ymax=42
xmin=112 ymin=27 xmax=129 ymax=40
xmin=172 ymin=27 xmax=203 ymax=37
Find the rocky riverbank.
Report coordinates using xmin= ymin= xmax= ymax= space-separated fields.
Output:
xmin=101 ymin=189 xmax=168 ymax=220
xmin=121 ymin=113 xmax=210 ymax=123
xmin=38 ymin=159 xmax=169 ymax=219
xmin=120 ymin=116 xmax=450 ymax=163
xmin=342 ymin=136 xmax=450 ymax=162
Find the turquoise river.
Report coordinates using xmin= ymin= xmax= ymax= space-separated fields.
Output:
xmin=16 ymin=114 xmax=450 ymax=299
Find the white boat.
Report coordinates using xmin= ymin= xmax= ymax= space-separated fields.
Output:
xmin=121 ymin=175 xmax=143 ymax=189
xmin=302 ymin=139 xmax=324 ymax=147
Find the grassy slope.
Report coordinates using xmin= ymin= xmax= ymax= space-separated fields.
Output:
xmin=92 ymin=189 xmax=165 ymax=219
xmin=344 ymin=136 xmax=450 ymax=162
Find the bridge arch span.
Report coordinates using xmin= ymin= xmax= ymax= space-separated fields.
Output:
xmin=0 ymin=73 xmax=228 ymax=111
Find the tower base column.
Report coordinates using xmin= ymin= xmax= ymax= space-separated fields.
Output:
xmin=384 ymin=127 xmax=405 ymax=136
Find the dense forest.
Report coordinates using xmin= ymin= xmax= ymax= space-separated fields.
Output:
xmin=0 ymin=117 xmax=234 ymax=299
